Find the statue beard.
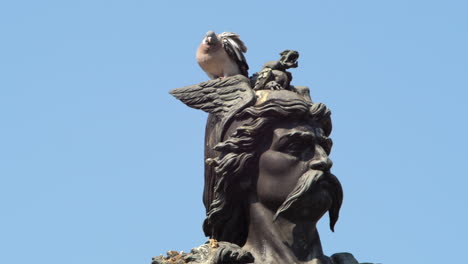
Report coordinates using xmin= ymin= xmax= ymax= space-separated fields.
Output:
xmin=273 ymin=170 xmax=343 ymax=231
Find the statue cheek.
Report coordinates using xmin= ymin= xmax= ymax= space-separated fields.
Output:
xmin=257 ymin=150 xmax=306 ymax=209
xmin=259 ymin=150 xmax=300 ymax=178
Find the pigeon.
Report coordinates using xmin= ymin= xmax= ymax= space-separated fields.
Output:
xmin=196 ymin=31 xmax=249 ymax=79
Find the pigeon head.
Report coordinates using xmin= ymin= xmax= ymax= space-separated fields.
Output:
xmin=203 ymin=31 xmax=219 ymax=46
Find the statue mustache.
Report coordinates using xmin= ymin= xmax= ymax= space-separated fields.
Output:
xmin=273 ymin=170 xmax=343 ymax=232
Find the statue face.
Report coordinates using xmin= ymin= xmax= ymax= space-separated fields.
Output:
xmin=256 ymin=119 xmax=334 ymax=221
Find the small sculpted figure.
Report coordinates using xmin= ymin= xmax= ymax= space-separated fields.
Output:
xmin=252 ymin=50 xmax=299 ymax=91
xmin=196 ymin=31 xmax=249 ymax=79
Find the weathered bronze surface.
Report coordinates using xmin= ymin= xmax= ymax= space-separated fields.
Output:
xmin=154 ymin=50 xmax=373 ymax=264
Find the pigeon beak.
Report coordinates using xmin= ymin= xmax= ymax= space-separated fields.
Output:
xmin=207 ymin=37 xmax=212 ymax=44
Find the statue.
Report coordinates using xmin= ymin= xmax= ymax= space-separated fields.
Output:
xmin=252 ymin=50 xmax=299 ymax=91
xmin=153 ymin=50 xmax=373 ymax=264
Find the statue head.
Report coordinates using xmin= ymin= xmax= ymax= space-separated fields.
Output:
xmin=202 ymin=89 xmax=343 ymax=246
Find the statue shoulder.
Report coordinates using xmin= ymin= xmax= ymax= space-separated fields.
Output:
xmin=331 ymin=252 xmax=378 ymax=264
xmin=152 ymin=240 xmax=254 ymax=264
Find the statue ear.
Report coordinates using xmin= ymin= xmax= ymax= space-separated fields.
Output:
xmin=170 ymin=75 xmax=256 ymax=141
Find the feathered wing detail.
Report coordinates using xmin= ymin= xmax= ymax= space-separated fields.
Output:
xmin=219 ymin=32 xmax=249 ymax=77
xmin=218 ymin=32 xmax=247 ymax=52
xmin=170 ymin=75 xmax=255 ymax=140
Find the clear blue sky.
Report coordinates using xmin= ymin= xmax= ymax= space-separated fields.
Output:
xmin=1 ymin=1 xmax=467 ymax=263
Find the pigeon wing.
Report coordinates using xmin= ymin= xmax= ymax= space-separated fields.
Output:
xmin=219 ymin=32 xmax=249 ymax=77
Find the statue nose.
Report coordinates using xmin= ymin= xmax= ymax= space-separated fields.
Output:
xmin=308 ymin=146 xmax=333 ymax=171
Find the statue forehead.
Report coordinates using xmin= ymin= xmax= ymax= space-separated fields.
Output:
xmin=272 ymin=122 xmax=324 ymax=139
xmin=222 ymin=107 xmax=316 ymax=143
xmin=270 ymin=119 xmax=326 ymax=143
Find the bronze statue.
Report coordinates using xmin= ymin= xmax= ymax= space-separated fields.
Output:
xmin=153 ymin=50 xmax=370 ymax=264
xmin=252 ymin=50 xmax=298 ymax=91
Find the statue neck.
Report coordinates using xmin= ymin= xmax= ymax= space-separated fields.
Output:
xmin=243 ymin=201 xmax=331 ymax=264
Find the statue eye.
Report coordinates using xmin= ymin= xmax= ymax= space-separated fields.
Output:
xmin=283 ymin=141 xmax=310 ymax=157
